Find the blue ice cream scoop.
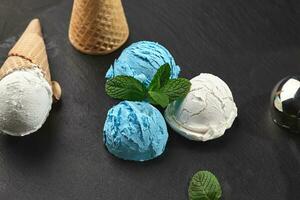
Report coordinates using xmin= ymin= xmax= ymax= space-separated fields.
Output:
xmin=103 ymin=101 xmax=168 ymax=161
xmin=105 ymin=41 xmax=181 ymax=86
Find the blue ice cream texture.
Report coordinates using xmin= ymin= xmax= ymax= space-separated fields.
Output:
xmin=103 ymin=101 xmax=168 ymax=161
xmin=105 ymin=41 xmax=181 ymax=86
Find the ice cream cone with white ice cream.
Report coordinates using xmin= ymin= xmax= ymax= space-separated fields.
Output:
xmin=0 ymin=19 xmax=61 ymax=136
xmin=165 ymin=73 xmax=237 ymax=141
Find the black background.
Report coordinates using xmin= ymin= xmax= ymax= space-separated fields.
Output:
xmin=0 ymin=0 xmax=300 ymax=199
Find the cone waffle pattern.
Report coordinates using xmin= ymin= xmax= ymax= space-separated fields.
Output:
xmin=0 ymin=56 xmax=35 ymax=78
xmin=69 ymin=0 xmax=129 ymax=55
xmin=0 ymin=19 xmax=51 ymax=83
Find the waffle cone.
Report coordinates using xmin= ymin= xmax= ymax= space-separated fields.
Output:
xmin=0 ymin=19 xmax=61 ymax=101
xmin=68 ymin=0 xmax=129 ymax=55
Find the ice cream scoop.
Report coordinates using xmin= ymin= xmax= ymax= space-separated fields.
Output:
xmin=103 ymin=101 xmax=168 ymax=161
xmin=0 ymin=68 xmax=52 ymax=136
xmin=165 ymin=73 xmax=237 ymax=141
xmin=0 ymin=19 xmax=61 ymax=136
xmin=105 ymin=41 xmax=180 ymax=86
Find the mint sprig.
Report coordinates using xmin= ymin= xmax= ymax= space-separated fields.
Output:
xmin=160 ymin=78 xmax=191 ymax=101
xmin=188 ymin=171 xmax=222 ymax=200
xmin=148 ymin=63 xmax=171 ymax=91
xmin=148 ymin=91 xmax=169 ymax=107
xmin=105 ymin=63 xmax=191 ymax=108
xmin=105 ymin=76 xmax=147 ymax=101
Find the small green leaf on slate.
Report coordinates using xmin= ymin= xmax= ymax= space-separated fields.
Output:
xmin=188 ymin=171 xmax=222 ymax=200
xmin=148 ymin=63 xmax=171 ymax=91
xmin=105 ymin=76 xmax=147 ymax=101
xmin=160 ymin=78 xmax=191 ymax=101
xmin=148 ymin=91 xmax=169 ymax=108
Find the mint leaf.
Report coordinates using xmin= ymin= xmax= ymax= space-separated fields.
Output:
xmin=148 ymin=63 xmax=171 ymax=91
xmin=148 ymin=91 xmax=169 ymax=108
xmin=105 ymin=63 xmax=190 ymax=108
xmin=105 ymin=76 xmax=147 ymax=101
xmin=160 ymin=78 xmax=191 ymax=101
xmin=188 ymin=171 xmax=222 ymax=200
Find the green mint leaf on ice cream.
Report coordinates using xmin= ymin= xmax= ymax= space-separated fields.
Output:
xmin=160 ymin=78 xmax=191 ymax=101
xmin=148 ymin=63 xmax=171 ymax=91
xmin=105 ymin=76 xmax=147 ymax=101
xmin=148 ymin=91 xmax=169 ymax=107
xmin=105 ymin=63 xmax=191 ymax=107
xmin=188 ymin=171 xmax=222 ymax=200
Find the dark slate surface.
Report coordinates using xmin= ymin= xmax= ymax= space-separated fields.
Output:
xmin=0 ymin=0 xmax=300 ymax=199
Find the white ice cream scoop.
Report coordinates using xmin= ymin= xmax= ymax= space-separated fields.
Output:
xmin=0 ymin=68 xmax=53 ymax=136
xmin=165 ymin=73 xmax=237 ymax=141
xmin=0 ymin=19 xmax=61 ymax=136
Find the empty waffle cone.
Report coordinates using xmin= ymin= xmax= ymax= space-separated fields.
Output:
xmin=68 ymin=0 xmax=129 ymax=55
xmin=0 ymin=19 xmax=61 ymax=102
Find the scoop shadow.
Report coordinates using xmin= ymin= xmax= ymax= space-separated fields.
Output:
xmin=167 ymin=117 xmax=240 ymax=152
xmin=0 ymin=102 xmax=62 ymax=165
xmin=103 ymin=143 xmax=170 ymax=169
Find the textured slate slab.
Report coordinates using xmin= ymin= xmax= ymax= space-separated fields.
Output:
xmin=0 ymin=0 xmax=300 ymax=199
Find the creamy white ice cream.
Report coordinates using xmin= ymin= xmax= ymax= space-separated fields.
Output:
xmin=0 ymin=68 xmax=52 ymax=136
xmin=165 ymin=73 xmax=237 ymax=141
